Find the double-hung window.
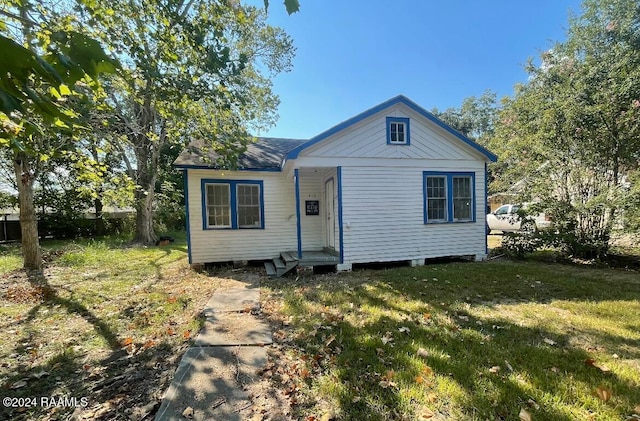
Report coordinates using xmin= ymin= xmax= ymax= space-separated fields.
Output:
xmin=386 ymin=117 xmax=410 ymax=145
xmin=202 ymin=179 xmax=264 ymax=229
xmin=423 ymin=172 xmax=475 ymax=223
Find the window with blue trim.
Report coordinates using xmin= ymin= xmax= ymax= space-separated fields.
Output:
xmin=202 ymin=180 xmax=264 ymax=229
xmin=386 ymin=117 xmax=410 ymax=145
xmin=423 ymin=172 xmax=475 ymax=223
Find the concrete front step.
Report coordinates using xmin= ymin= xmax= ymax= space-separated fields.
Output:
xmin=155 ymin=346 xmax=267 ymax=421
xmin=194 ymin=312 xmax=273 ymax=346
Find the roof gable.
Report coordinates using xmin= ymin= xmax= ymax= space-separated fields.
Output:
xmin=286 ymin=95 xmax=497 ymax=162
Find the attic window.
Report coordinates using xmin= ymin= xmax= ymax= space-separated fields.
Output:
xmin=386 ymin=117 xmax=410 ymax=145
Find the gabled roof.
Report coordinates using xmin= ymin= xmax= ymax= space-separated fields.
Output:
xmin=174 ymin=137 xmax=307 ymax=170
xmin=285 ymin=95 xmax=497 ymax=162
xmin=174 ymin=95 xmax=497 ymax=171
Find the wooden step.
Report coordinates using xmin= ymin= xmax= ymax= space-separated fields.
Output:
xmin=264 ymin=261 xmax=277 ymax=277
xmin=273 ymin=257 xmax=286 ymax=269
xmin=281 ymin=251 xmax=298 ymax=263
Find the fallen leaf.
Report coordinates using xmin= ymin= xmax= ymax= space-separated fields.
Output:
xmin=167 ymin=327 xmax=175 ymax=335
xmin=379 ymin=379 xmax=391 ymax=388
xmin=183 ymin=330 xmax=191 ymax=340
xmin=385 ymin=370 xmax=395 ymax=379
xmin=381 ymin=331 xmax=394 ymax=345
xmin=585 ymin=358 xmax=596 ymax=367
xmin=612 ymin=353 xmax=619 ymax=359
xmin=634 ymin=405 xmax=640 ymax=414
xmin=422 ymin=366 xmax=434 ymax=376
xmin=351 ymin=396 xmax=361 ymax=403
xmin=420 ymin=407 xmax=435 ymax=419
xmin=182 ymin=406 xmax=194 ymax=418
xmin=543 ymin=338 xmax=557 ymax=346
xmin=167 ymin=296 xmax=177 ymax=304
xmin=10 ymin=379 xmax=27 ymax=389
xmin=550 ymin=367 xmax=560 ymax=373
xmin=426 ymin=393 xmax=438 ymax=403
xmin=423 ymin=313 xmax=431 ymax=320
xmin=325 ymin=334 xmax=336 ymax=347
xmin=505 ymin=360 xmax=514 ymax=372
xmin=417 ymin=348 xmax=429 ymax=358
xmin=143 ymin=340 xmax=156 ymax=349
xmin=122 ymin=337 xmax=133 ymax=346
xmin=398 ymin=326 xmax=410 ymax=334
xmin=32 ymin=370 xmax=48 ymax=379
xmin=489 ymin=366 xmax=501 ymax=374
xmin=415 ymin=375 xmax=425 ymax=384
xmin=519 ymin=408 xmax=532 ymax=421
xmin=595 ymin=386 xmax=612 ymax=402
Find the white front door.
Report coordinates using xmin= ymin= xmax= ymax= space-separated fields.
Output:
xmin=325 ymin=178 xmax=335 ymax=249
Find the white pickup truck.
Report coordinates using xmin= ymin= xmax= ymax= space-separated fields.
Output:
xmin=486 ymin=204 xmax=552 ymax=234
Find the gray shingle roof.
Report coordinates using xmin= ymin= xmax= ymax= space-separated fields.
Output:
xmin=174 ymin=137 xmax=308 ymax=170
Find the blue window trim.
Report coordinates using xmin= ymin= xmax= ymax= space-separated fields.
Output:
xmin=386 ymin=117 xmax=410 ymax=145
xmin=201 ymin=179 xmax=265 ymax=230
xmin=423 ymin=171 xmax=476 ymax=224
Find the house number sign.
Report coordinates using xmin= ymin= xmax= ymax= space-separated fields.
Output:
xmin=305 ymin=200 xmax=320 ymax=216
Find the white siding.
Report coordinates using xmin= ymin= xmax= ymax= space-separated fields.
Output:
xmin=340 ymin=163 xmax=487 ymax=264
xmin=187 ymin=169 xmax=296 ymax=263
xmin=300 ymin=103 xmax=482 ymax=161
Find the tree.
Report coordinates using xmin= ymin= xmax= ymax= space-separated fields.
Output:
xmin=491 ymin=0 xmax=640 ymax=257
xmin=1 ymin=0 xmax=118 ymax=270
xmin=431 ymin=90 xmax=499 ymax=143
xmin=76 ymin=0 xmax=295 ymax=244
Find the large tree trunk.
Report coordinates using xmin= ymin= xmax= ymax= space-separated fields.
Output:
xmin=133 ymin=184 xmax=156 ymax=245
xmin=13 ymin=154 xmax=42 ymax=271
xmin=132 ymin=135 xmax=158 ymax=245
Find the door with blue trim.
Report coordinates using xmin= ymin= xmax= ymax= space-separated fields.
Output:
xmin=325 ymin=178 xmax=335 ymax=250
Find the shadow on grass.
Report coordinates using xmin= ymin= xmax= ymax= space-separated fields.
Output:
xmin=0 ymin=236 xmax=198 ymax=420
xmin=263 ymin=260 xmax=640 ymax=420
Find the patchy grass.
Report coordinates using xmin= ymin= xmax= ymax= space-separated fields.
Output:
xmin=262 ymin=260 xmax=640 ymax=420
xmin=0 ymin=234 xmax=238 ymax=420
xmin=0 ymin=244 xmax=22 ymax=274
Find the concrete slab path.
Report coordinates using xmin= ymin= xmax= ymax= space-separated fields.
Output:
xmin=156 ymin=286 xmax=271 ymax=421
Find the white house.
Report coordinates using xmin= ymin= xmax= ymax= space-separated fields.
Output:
xmin=174 ymin=95 xmax=497 ymax=276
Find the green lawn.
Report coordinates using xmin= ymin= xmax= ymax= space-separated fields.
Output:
xmin=0 ymin=235 xmax=225 ymax=420
xmin=262 ymin=259 xmax=640 ymax=420
xmin=2 ymin=237 xmax=639 ymax=420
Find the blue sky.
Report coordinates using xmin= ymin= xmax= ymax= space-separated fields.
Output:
xmin=253 ymin=0 xmax=584 ymax=139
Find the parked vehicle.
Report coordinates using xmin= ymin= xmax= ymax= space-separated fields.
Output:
xmin=486 ymin=204 xmax=552 ymax=234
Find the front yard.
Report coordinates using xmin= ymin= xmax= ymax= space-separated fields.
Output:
xmin=260 ymin=259 xmax=640 ymax=420
xmin=1 ymin=236 xmax=639 ymax=420
xmin=0 ymin=236 xmax=226 ymax=420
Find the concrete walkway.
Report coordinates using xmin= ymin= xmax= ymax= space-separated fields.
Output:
xmin=156 ymin=286 xmax=271 ymax=420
